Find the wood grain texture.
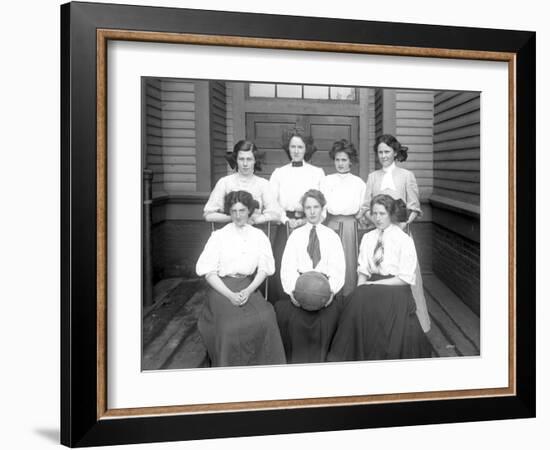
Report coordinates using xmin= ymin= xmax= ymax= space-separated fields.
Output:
xmin=95 ymin=27 xmax=517 ymax=420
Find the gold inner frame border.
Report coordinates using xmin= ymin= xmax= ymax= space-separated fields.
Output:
xmin=96 ymin=29 xmax=517 ymax=420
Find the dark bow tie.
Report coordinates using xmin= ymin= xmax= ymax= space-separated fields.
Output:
xmin=291 ymin=161 xmax=304 ymax=167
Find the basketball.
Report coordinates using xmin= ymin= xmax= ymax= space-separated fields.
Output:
xmin=293 ymin=271 xmax=332 ymax=311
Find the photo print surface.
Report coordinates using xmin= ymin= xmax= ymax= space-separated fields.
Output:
xmin=141 ymin=78 xmax=481 ymax=370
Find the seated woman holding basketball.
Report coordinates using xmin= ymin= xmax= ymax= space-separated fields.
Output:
xmin=275 ymin=189 xmax=345 ymax=363
xmin=328 ymin=194 xmax=431 ymax=362
xmin=196 ymin=190 xmax=286 ymax=367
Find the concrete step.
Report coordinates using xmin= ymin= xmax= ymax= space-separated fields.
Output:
xmin=423 ymin=274 xmax=480 ymax=356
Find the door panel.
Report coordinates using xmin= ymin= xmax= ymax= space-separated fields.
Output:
xmin=247 ymin=113 xmax=359 ymax=179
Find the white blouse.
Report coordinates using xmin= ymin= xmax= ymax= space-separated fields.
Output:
xmin=203 ymin=173 xmax=280 ymax=219
xmin=196 ymin=223 xmax=275 ymax=277
xmin=320 ymin=172 xmax=366 ymax=215
xmin=380 ymin=162 xmax=398 ymax=191
xmin=280 ymin=223 xmax=345 ymax=295
xmin=269 ymin=163 xmax=325 ymax=221
xmin=357 ymin=224 xmax=417 ymax=285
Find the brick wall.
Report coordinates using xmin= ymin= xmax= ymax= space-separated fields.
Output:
xmin=432 ymin=223 xmax=480 ymax=315
xmin=410 ymin=221 xmax=432 ymax=275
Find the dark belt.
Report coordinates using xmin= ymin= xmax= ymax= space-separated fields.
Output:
xmin=285 ymin=210 xmax=304 ymax=219
xmin=369 ymin=274 xmax=393 ymax=282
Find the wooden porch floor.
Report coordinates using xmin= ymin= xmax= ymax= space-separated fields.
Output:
xmin=142 ymin=275 xmax=480 ymax=370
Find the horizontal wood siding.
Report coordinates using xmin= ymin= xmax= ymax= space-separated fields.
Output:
xmin=144 ymin=79 xmax=164 ymax=193
xmin=144 ymin=79 xmax=197 ymax=194
xmin=367 ymin=89 xmax=376 ymax=175
xmin=226 ymin=83 xmax=235 ymax=154
xmin=433 ymin=92 xmax=480 ymax=207
xmin=210 ymin=81 xmax=229 ymax=184
xmin=395 ymin=90 xmax=434 ymax=200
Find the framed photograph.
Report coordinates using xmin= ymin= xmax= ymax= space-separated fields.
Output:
xmin=61 ymin=1 xmax=535 ymax=447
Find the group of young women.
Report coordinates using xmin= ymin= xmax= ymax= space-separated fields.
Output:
xmin=195 ymin=128 xmax=432 ymax=367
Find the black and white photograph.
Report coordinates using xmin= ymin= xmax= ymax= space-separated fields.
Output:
xmin=141 ymin=78 xmax=481 ymax=370
xmin=2 ymin=0 xmax=541 ymax=448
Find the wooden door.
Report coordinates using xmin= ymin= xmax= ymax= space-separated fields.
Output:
xmin=246 ymin=113 xmax=359 ymax=179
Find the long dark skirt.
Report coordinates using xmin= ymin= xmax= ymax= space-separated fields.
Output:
xmin=325 ymin=214 xmax=358 ymax=298
xmin=198 ymin=277 xmax=286 ymax=367
xmin=275 ymin=299 xmax=343 ymax=364
xmin=327 ymin=282 xmax=431 ymax=362
xmin=270 ymin=223 xmax=290 ymax=303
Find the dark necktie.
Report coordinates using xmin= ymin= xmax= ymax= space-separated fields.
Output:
xmin=307 ymin=225 xmax=321 ymax=268
xmin=373 ymin=229 xmax=384 ymax=268
xmin=291 ymin=161 xmax=303 ymax=167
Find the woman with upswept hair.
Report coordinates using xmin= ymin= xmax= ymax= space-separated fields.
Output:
xmin=328 ymin=194 xmax=431 ymax=361
xmin=269 ymin=127 xmax=325 ymax=303
xmin=320 ymin=139 xmax=366 ymax=297
xmin=203 ymin=139 xmax=281 ymax=225
xmin=196 ymin=190 xmax=286 ymax=367
xmin=358 ymin=134 xmax=431 ymax=332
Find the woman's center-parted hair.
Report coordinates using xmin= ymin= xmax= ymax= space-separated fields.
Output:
xmin=225 ymin=139 xmax=263 ymax=172
xmin=281 ymin=126 xmax=317 ymax=161
xmin=223 ymin=190 xmax=260 ymax=216
xmin=370 ymin=194 xmax=398 ymax=223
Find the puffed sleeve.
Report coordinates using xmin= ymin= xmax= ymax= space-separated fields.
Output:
xmin=327 ymin=231 xmax=345 ymax=294
xmin=319 ymin=175 xmax=328 ymax=198
xmin=195 ymin=231 xmax=221 ymax=276
xmin=362 ymin=172 xmax=374 ymax=212
xmin=397 ymin=233 xmax=417 ymax=285
xmin=256 ymin=231 xmax=275 ymax=276
xmin=319 ymin=176 xmax=330 ymax=220
xmin=358 ymin=178 xmax=367 ymax=206
xmin=203 ymin=177 xmax=227 ymax=215
xmin=260 ymin=179 xmax=283 ymax=222
xmin=315 ymin=166 xmax=325 ymax=188
xmin=405 ymin=170 xmax=422 ymax=216
xmin=356 ymin=234 xmax=372 ymax=278
xmin=269 ymin=168 xmax=286 ymax=223
xmin=280 ymin=231 xmax=300 ymax=295
xmin=319 ymin=175 xmax=334 ymax=205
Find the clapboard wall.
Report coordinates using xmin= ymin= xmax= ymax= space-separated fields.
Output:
xmin=144 ymin=78 xmax=197 ymax=194
xmin=433 ymin=92 xmax=480 ymax=208
xmin=210 ymin=81 xmax=229 ymax=184
xmin=395 ymin=90 xmax=434 ymax=200
xmin=144 ymin=78 xmax=164 ymax=194
xmin=366 ymin=88 xmax=376 ymax=174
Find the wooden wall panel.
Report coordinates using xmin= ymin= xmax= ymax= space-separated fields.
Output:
xmin=395 ymin=90 xmax=435 ymax=200
xmin=144 ymin=78 xmax=197 ymax=194
xmin=433 ymin=92 xmax=480 ymax=208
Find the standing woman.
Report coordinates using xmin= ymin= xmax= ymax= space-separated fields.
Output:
xmin=269 ymin=127 xmax=325 ymax=302
xmin=275 ymin=189 xmax=345 ymax=363
xmin=196 ymin=190 xmax=286 ymax=367
xmin=328 ymin=194 xmax=431 ymax=361
xmin=360 ymin=134 xmax=431 ymax=332
xmin=320 ymin=139 xmax=366 ymax=297
xmin=203 ymin=140 xmax=281 ymax=225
